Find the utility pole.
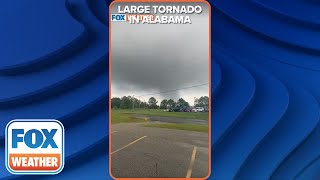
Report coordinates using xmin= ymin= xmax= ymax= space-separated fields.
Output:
xmin=132 ymin=95 xmax=135 ymax=110
xmin=138 ymin=96 xmax=141 ymax=109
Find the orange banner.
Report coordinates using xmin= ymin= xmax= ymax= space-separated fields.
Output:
xmin=8 ymin=153 xmax=61 ymax=171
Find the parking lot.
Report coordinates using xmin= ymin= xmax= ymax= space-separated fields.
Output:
xmin=110 ymin=122 xmax=209 ymax=178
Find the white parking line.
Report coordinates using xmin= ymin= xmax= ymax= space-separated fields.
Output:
xmin=111 ymin=136 xmax=147 ymax=155
xmin=111 ymin=131 xmax=117 ymax=134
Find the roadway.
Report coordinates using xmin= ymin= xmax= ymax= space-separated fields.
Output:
xmin=111 ymin=121 xmax=209 ymax=178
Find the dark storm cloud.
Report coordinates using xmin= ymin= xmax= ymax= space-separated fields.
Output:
xmin=111 ymin=3 xmax=209 ymax=102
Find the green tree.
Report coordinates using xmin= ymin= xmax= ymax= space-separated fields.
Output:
xmin=160 ymin=99 xmax=168 ymax=109
xmin=176 ymin=98 xmax=189 ymax=108
xmin=167 ymin=99 xmax=176 ymax=109
xmin=132 ymin=97 xmax=141 ymax=109
xmin=141 ymin=101 xmax=148 ymax=109
xmin=148 ymin=97 xmax=158 ymax=109
xmin=195 ymin=96 xmax=209 ymax=108
xmin=111 ymin=97 xmax=121 ymax=108
xmin=120 ymin=96 xmax=132 ymax=109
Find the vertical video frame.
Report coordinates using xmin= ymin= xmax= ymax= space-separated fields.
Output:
xmin=110 ymin=1 xmax=211 ymax=178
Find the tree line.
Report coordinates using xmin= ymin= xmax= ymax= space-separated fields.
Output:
xmin=111 ymin=96 xmax=209 ymax=109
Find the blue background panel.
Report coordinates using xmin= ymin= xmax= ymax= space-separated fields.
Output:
xmin=0 ymin=0 xmax=88 ymax=73
xmin=2 ymin=0 xmax=320 ymax=179
xmin=211 ymin=0 xmax=320 ymax=179
xmin=0 ymin=0 xmax=109 ymax=179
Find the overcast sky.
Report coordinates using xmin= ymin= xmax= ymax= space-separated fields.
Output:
xmin=111 ymin=2 xmax=209 ymax=105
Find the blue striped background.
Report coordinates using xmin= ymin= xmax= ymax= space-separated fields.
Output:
xmin=211 ymin=0 xmax=320 ymax=179
xmin=2 ymin=0 xmax=319 ymax=179
xmin=0 ymin=0 xmax=109 ymax=179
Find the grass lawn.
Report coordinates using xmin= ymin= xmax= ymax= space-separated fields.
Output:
xmin=144 ymin=123 xmax=208 ymax=133
xmin=111 ymin=110 xmax=148 ymax=124
xmin=112 ymin=108 xmax=209 ymax=120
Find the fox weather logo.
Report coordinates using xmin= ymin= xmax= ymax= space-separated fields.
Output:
xmin=5 ymin=119 xmax=65 ymax=174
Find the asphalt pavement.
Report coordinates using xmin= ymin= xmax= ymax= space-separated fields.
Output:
xmin=111 ymin=122 xmax=209 ymax=178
